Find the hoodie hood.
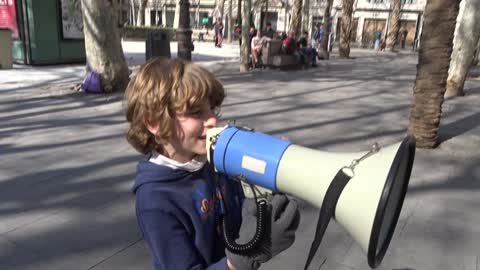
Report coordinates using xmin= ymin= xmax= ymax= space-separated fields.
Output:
xmin=132 ymin=160 xmax=192 ymax=193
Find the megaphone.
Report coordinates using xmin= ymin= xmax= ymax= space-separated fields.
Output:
xmin=207 ymin=125 xmax=415 ymax=269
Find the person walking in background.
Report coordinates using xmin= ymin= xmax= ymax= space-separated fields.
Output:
xmin=374 ymin=30 xmax=382 ymax=50
xmin=214 ymin=20 xmax=219 ymax=47
xmin=215 ymin=18 xmax=224 ymax=48
xmin=400 ymin=28 xmax=408 ymax=49
xmin=312 ymin=24 xmax=320 ymax=48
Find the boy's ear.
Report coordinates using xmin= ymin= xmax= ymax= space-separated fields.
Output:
xmin=144 ymin=116 xmax=160 ymax=135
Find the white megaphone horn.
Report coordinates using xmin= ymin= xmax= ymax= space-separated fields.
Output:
xmin=206 ymin=125 xmax=416 ymax=269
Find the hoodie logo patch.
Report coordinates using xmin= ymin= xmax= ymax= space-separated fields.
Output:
xmin=193 ymin=181 xmax=215 ymax=221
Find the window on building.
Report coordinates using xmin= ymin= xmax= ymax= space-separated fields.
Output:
xmin=150 ymin=10 xmax=162 ymax=26
xmin=401 ymin=0 xmax=416 ymax=4
xmin=367 ymin=0 xmax=385 ymax=3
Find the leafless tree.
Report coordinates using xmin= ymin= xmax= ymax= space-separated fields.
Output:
xmin=81 ymin=0 xmax=129 ymax=93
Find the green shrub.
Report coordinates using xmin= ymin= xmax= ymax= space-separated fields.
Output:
xmin=122 ymin=26 xmax=176 ymax=41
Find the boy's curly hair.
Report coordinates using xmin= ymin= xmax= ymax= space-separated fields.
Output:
xmin=124 ymin=58 xmax=225 ymax=155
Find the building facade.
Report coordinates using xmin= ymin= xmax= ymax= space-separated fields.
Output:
xmin=348 ymin=0 xmax=426 ymax=48
xmin=137 ymin=0 xmax=426 ymax=48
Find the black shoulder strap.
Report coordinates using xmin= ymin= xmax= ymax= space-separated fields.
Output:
xmin=304 ymin=169 xmax=352 ymax=270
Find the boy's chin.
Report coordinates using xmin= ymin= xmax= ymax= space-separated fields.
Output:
xmin=195 ymin=145 xmax=208 ymax=156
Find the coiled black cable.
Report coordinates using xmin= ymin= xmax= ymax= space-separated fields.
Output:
xmin=209 ymin=142 xmax=270 ymax=257
xmin=221 ymin=197 xmax=269 ymax=257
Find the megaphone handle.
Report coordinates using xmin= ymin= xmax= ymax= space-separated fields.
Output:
xmin=304 ymin=170 xmax=352 ymax=270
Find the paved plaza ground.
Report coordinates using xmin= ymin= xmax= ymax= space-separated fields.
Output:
xmin=0 ymin=41 xmax=479 ymax=270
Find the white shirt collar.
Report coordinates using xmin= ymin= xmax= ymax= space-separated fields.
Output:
xmin=149 ymin=152 xmax=207 ymax=172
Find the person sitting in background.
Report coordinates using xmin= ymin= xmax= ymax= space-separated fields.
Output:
xmin=249 ymin=26 xmax=257 ymax=45
xmin=264 ymin=22 xmax=275 ymax=39
xmin=251 ymin=30 xmax=271 ymax=68
xmin=198 ymin=25 xmax=208 ymax=42
xmin=282 ymin=31 xmax=297 ymax=55
xmin=297 ymin=31 xmax=318 ymax=67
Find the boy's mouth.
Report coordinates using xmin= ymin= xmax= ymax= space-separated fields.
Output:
xmin=199 ymin=135 xmax=206 ymax=140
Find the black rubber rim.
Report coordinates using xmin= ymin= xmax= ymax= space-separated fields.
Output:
xmin=367 ymin=136 xmax=416 ymax=268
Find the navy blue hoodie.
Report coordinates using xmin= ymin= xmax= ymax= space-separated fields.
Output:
xmin=132 ymin=159 xmax=244 ymax=270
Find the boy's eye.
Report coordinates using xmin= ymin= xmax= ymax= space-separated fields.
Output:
xmin=187 ymin=110 xmax=202 ymax=117
xmin=181 ymin=106 xmax=220 ymax=118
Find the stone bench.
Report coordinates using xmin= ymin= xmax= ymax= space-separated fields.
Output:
xmin=261 ymin=40 xmax=309 ymax=69
xmin=272 ymin=54 xmax=298 ymax=67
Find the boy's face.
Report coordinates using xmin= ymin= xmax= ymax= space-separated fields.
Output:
xmin=166 ymin=101 xmax=219 ymax=163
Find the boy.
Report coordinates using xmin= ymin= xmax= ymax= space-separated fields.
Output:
xmin=124 ymin=58 xmax=300 ymax=270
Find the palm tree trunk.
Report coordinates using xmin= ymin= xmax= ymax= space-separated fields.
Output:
xmin=320 ymin=0 xmax=333 ymax=60
xmin=240 ymin=0 xmax=251 ymax=72
xmin=386 ymin=0 xmax=401 ymax=51
xmin=445 ymin=0 xmax=480 ymax=98
xmin=81 ymin=0 xmax=129 ymax=93
xmin=408 ymin=0 xmax=460 ymax=148
xmin=289 ymin=0 xmax=302 ymax=36
xmin=339 ymin=0 xmax=354 ymax=58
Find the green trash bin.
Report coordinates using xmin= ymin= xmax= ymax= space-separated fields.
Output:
xmin=0 ymin=28 xmax=13 ymax=69
xmin=146 ymin=30 xmax=171 ymax=61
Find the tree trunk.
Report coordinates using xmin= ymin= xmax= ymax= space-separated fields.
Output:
xmin=136 ymin=0 xmax=149 ymax=26
xmin=445 ymin=0 xmax=480 ymax=98
xmin=237 ymin=0 xmax=242 ymax=26
xmin=240 ymin=0 xmax=251 ymax=72
xmin=130 ymin=0 xmax=137 ymax=25
xmin=81 ymin=0 xmax=129 ymax=93
xmin=178 ymin=0 xmax=194 ymax=60
xmin=152 ymin=0 xmax=160 ymax=26
xmin=227 ymin=0 xmax=233 ymax=42
xmin=196 ymin=0 xmax=201 ymax=28
xmin=408 ymin=0 xmax=460 ymax=148
xmin=213 ymin=0 xmax=225 ymax=20
xmin=339 ymin=0 xmax=354 ymax=58
xmin=386 ymin=0 xmax=401 ymax=51
xmin=173 ymin=0 xmax=181 ymax=28
xmin=320 ymin=0 xmax=333 ymax=60
xmin=302 ymin=0 xmax=310 ymax=34
xmin=289 ymin=0 xmax=302 ymax=36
